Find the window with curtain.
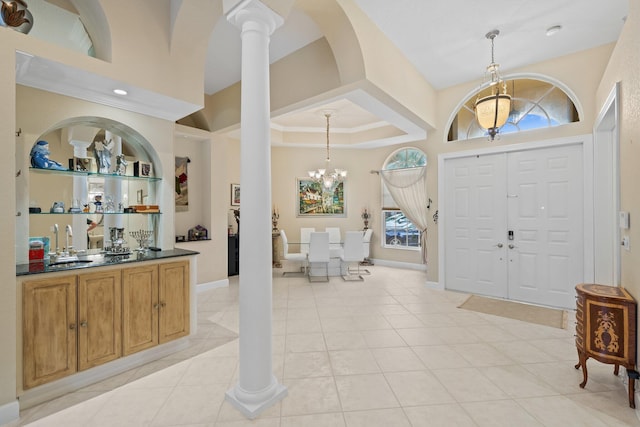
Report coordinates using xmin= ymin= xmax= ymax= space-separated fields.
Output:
xmin=447 ymin=78 xmax=579 ymax=142
xmin=381 ymin=147 xmax=427 ymax=250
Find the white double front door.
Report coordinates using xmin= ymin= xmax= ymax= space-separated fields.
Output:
xmin=444 ymin=143 xmax=584 ymax=309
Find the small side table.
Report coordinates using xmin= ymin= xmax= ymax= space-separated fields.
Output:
xmin=574 ymin=283 xmax=638 ymax=408
xmin=272 ymin=231 xmax=282 ymax=268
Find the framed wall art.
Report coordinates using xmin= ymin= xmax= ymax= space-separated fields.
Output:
xmin=230 ymin=183 xmax=241 ymax=206
xmin=297 ymin=178 xmax=345 ymax=217
xmin=175 ymin=156 xmax=189 ymax=212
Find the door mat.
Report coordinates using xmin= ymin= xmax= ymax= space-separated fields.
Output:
xmin=458 ymin=294 xmax=568 ymax=329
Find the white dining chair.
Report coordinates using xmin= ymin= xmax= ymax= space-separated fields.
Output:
xmin=358 ymin=228 xmax=373 ymax=275
xmin=325 ymin=227 xmax=342 ymax=250
xmin=280 ymin=230 xmax=307 ymax=276
xmin=340 ymin=231 xmax=365 ymax=281
xmin=308 ymin=232 xmax=330 ymax=282
xmin=300 ymin=227 xmax=315 ymax=255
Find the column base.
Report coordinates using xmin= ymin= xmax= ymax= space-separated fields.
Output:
xmin=225 ymin=378 xmax=287 ymax=419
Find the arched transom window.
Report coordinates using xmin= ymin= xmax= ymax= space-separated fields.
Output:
xmin=448 ymin=78 xmax=579 ymax=142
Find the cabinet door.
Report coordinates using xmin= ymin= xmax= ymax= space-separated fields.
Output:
xmin=23 ymin=275 xmax=77 ymax=389
xmin=158 ymin=261 xmax=190 ymax=344
xmin=77 ymin=270 xmax=122 ymax=370
xmin=122 ymin=265 xmax=159 ymax=356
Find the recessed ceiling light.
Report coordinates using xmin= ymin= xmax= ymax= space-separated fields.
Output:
xmin=113 ymin=88 xmax=128 ymax=95
xmin=545 ymin=25 xmax=562 ymax=36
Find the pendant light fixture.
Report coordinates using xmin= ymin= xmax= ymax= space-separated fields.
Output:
xmin=474 ymin=29 xmax=511 ymax=141
xmin=308 ymin=112 xmax=347 ymax=189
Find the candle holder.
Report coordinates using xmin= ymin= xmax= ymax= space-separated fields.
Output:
xmin=130 ymin=229 xmax=153 ymax=252
xmin=272 ymin=209 xmax=280 ymax=232
xmin=361 ymin=209 xmax=370 ymax=230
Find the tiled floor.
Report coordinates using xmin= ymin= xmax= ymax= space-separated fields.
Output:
xmin=10 ymin=265 xmax=640 ymax=426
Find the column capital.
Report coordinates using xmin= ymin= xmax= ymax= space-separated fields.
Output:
xmin=68 ymin=139 xmax=92 ymax=150
xmin=225 ymin=0 xmax=284 ymax=35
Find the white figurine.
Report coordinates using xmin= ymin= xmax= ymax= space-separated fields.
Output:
xmin=94 ymin=138 xmax=115 ymax=174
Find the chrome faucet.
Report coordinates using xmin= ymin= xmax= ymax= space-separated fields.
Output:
xmin=65 ymin=224 xmax=73 ymax=253
xmin=53 ymin=223 xmax=59 ymax=253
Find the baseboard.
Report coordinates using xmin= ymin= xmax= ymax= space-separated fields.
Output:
xmin=0 ymin=399 xmax=19 ymax=426
xmin=426 ymin=280 xmax=443 ymax=290
xmin=197 ymin=278 xmax=229 ymax=293
xmin=370 ymin=258 xmax=427 ymax=271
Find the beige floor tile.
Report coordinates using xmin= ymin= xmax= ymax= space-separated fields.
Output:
xmin=280 ymin=377 xmax=342 ymax=416
xmin=334 ymin=373 xmax=399 ymax=411
xmin=150 ymin=384 xmax=227 ymax=426
xmin=432 ymin=367 xmax=510 ymax=402
xmin=396 ymin=327 xmax=445 ymax=346
xmin=20 ymin=393 xmax=112 ymax=427
xmin=566 ymin=390 xmax=640 ymax=426
xmin=351 ymin=315 xmax=393 ymax=330
xmin=412 ymin=345 xmax=471 ymax=369
xmin=321 ymin=317 xmax=359 ymax=332
xmin=361 ymin=329 xmax=407 ymax=348
xmin=431 ymin=326 xmax=483 ymax=344
xmin=451 ymin=342 xmax=517 ymax=366
xmin=285 ymin=333 xmax=326 ymax=352
xmin=515 ymin=395 xmax=612 ymax=427
xmin=479 ymin=365 xmax=561 ymax=398
xmin=462 ymin=400 xmax=544 ymax=427
xmin=521 ymin=361 xmax=620 ymax=395
xmin=124 ymin=359 xmax=191 ymax=390
xmin=413 ymin=312 xmax=459 ymax=327
xmin=285 ymin=316 xmax=322 ymax=334
xmin=343 ymin=408 xmax=411 ymax=427
xmin=371 ymin=347 xmax=425 ymax=372
xmin=489 ymin=340 xmax=558 ymax=363
xmin=329 ymin=349 xmax=381 ymax=375
xmin=284 ymin=351 xmax=332 ymax=379
xmin=403 ymin=404 xmax=477 ymax=427
xmin=85 ymin=386 xmax=174 ymax=427
xmin=385 ymin=370 xmax=456 ymax=406
xmin=463 ymin=324 xmax=519 ymax=342
xmin=281 ymin=412 xmax=346 ymax=427
xmin=384 ymin=314 xmax=425 ymax=328
xmin=178 ymin=356 xmax=237 ymax=386
xmin=216 ymin=418 xmax=278 ymax=427
xmin=324 ymin=331 xmax=368 ymax=350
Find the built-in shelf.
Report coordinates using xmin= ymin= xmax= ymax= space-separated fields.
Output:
xmin=29 ymin=167 xmax=161 ymax=182
xmin=30 ymin=212 xmax=162 ymax=215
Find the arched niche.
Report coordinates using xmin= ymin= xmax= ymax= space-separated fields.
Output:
xmin=34 ymin=116 xmax=162 ymax=175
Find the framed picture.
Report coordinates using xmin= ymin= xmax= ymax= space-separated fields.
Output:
xmin=297 ymin=178 xmax=345 ymax=217
xmin=175 ymin=156 xmax=189 ymax=212
xmin=230 ymin=183 xmax=241 ymax=206
xmin=134 ymin=161 xmax=153 ymax=177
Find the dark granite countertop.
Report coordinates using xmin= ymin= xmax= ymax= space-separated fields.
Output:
xmin=17 ymin=248 xmax=199 ymax=276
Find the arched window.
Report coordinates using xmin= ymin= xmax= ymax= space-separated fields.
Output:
xmin=381 ymin=147 xmax=426 ymax=250
xmin=447 ymin=78 xmax=579 ymax=141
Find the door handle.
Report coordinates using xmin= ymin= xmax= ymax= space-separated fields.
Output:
xmin=508 ymin=244 xmax=516 ymax=249
xmin=495 ymin=243 xmax=503 ymax=248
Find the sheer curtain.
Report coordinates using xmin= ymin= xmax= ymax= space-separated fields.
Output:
xmin=380 ymin=167 xmax=429 ymax=264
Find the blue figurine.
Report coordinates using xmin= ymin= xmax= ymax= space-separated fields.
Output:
xmin=30 ymin=140 xmax=67 ymax=170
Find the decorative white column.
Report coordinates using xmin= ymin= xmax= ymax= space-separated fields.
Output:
xmin=225 ymin=0 xmax=286 ymax=419
xmin=69 ymin=139 xmax=92 ymax=251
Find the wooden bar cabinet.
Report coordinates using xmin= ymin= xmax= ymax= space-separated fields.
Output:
xmin=574 ymin=283 xmax=638 ymax=408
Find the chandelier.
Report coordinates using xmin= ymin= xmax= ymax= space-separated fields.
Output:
xmin=474 ymin=29 xmax=511 ymax=141
xmin=308 ymin=112 xmax=347 ymax=189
